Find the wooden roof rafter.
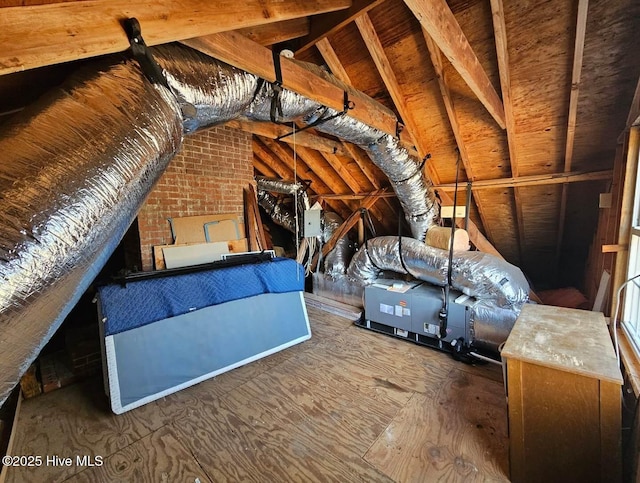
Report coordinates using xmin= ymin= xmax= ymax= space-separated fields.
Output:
xmin=0 ymin=0 xmax=351 ymax=76
xmin=555 ymin=0 xmax=590 ymax=263
xmin=403 ymin=0 xmax=506 ymax=130
xmin=295 ymin=0 xmax=387 ymax=54
xmin=354 ymin=12 xmax=440 ymax=184
xmin=489 ymin=0 xmax=525 ymax=264
xmin=254 ymin=136 xmax=351 ymax=218
xmin=313 ymin=34 xmax=401 ymax=222
xmin=422 ymin=29 xmax=496 ymax=246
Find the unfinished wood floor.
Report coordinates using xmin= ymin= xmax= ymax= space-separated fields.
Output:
xmin=5 ymin=303 xmax=509 ymax=482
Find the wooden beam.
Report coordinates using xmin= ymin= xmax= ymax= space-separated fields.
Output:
xmin=226 ymin=120 xmax=348 ymax=156
xmin=403 ymin=0 xmax=506 ymax=129
xmin=490 ymin=0 xmax=525 ymax=263
xmin=252 ymin=138 xmax=295 ymax=180
xmin=315 ymin=37 xmax=399 ymax=221
xmin=422 ymin=29 xmax=497 ymax=248
xmin=311 ymin=188 xmax=387 ymax=270
xmin=316 ymin=38 xmax=352 ymax=84
xmin=602 ymin=244 xmax=628 ymax=254
xmin=0 ymin=0 xmax=351 ymax=76
xmin=257 ymin=137 xmax=352 ymax=218
xmin=433 ymin=169 xmax=613 ymax=191
xmin=253 ymin=157 xmax=278 ymax=178
xmin=556 ymin=0 xmax=589 ymax=263
xmin=355 ymin=13 xmax=439 ymax=184
xmin=296 ymin=0 xmax=387 ymax=54
xmin=181 ymin=31 xmax=411 ymax=145
xmin=626 ymin=76 xmax=640 ymax=130
xmin=611 ymin=128 xmax=640 ymax=317
xmin=235 ymin=18 xmax=309 ymax=46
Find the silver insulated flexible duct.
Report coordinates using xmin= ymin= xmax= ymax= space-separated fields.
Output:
xmin=0 ymin=43 xmax=522 ymax=404
xmin=0 ymin=58 xmax=182 ymax=406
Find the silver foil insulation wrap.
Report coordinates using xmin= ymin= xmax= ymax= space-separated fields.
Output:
xmin=256 ymin=190 xmax=298 ymax=234
xmin=346 ymin=236 xmax=529 ymax=309
xmin=255 ymin=176 xmax=306 ymax=195
xmin=0 ymin=59 xmax=183 ymax=406
xmin=321 ymin=212 xmax=354 ymax=279
xmin=152 ymin=44 xmax=259 ymax=133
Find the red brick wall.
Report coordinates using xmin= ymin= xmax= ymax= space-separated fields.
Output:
xmin=137 ymin=125 xmax=253 ymax=271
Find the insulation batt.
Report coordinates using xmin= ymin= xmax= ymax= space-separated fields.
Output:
xmin=0 ymin=58 xmax=183 ymax=407
xmin=425 ymin=226 xmax=470 ymax=251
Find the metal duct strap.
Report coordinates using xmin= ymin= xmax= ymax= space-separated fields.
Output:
xmin=0 ymin=58 xmax=182 ymax=406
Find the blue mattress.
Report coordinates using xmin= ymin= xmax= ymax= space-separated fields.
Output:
xmin=98 ymin=258 xmax=304 ymax=336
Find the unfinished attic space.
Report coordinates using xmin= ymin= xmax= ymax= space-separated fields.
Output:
xmin=2 ymin=0 xmax=640 ymax=481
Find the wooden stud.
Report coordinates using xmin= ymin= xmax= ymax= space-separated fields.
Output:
xmin=0 ymin=0 xmax=350 ymax=76
xmin=423 ymin=29 xmax=495 ymax=244
xmin=403 ymin=0 xmax=506 ymax=129
xmin=490 ymin=0 xmax=524 ymax=264
xmin=355 ymin=14 xmax=428 ymax=171
xmin=611 ymin=127 xmax=640 ymax=317
xmin=311 ymin=188 xmax=387 ymax=271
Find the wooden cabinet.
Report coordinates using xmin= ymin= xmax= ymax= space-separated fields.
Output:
xmin=502 ymin=304 xmax=623 ymax=483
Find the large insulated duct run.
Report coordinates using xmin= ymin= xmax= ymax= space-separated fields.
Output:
xmin=0 ymin=58 xmax=182 ymax=406
xmin=347 ymin=236 xmax=529 ymax=308
xmin=152 ymin=45 xmax=438 ymax=240
xmin=256 ymin=190 xmax=298 ymax=234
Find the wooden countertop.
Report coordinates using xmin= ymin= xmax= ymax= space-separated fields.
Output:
xmin=502 ymin=304 xmax=623 ymax=384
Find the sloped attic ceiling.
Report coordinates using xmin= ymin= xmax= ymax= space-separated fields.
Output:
xmin=0 ymin=0 xmax=639 ymax=291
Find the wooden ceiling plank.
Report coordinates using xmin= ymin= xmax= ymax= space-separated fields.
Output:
xmin=235 ymin=18 xmax=310 ymax=46
xmin=295 ymin=0 xmax=387 ymax=54
xmin=355 ymin=13 xmax=441 ymax=185
xmin=556 ymin=0 xmax=589 ymax=262
xmin=434 ymin=169 xmax=613 ymax=191
xmin=181 ymin=31 xmax=412 ymax=145
xmin=490 ymin=0 xmax=524 ymax=264
xmin=403 ymin=0 xmax=506 ymax=129
xmin=226 ymin=120 xmax=348 ymax=156
xmin=0 ymin=0 xmax=351 ymax=76
xmin=316 ymin=37 xmax=352 ymax=84
xmin=422 ymin=30 xmax=496 ymax=245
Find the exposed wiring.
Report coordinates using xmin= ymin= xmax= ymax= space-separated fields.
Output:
xmin=612 ymin=272 xmax=640 ymax=367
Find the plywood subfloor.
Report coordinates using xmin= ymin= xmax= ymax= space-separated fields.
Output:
xmin=4 ymin=304 xmax=509 ymax=482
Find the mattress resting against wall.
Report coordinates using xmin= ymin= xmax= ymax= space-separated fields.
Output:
xmin=98 ymin=257 xmax=305 ymax=336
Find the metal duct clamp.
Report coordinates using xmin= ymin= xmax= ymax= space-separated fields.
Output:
xmin=122 ymin=18 xmax=197 ymax=119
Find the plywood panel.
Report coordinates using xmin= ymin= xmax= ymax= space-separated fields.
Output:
xmin=364 ymin=369 xmax=509 ymax=481
xmin=67 ymin=427 xmax=212 ymax=483
xmin=572 ymin=0 xmax=640 ymax=172
xmin=4 ymin=380 xmax=168 ymax=483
